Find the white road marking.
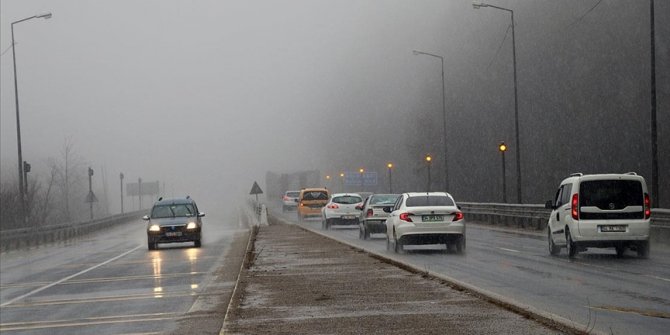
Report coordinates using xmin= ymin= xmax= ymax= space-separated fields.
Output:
xmin=498 ymin=247 xmax=521 ymax=253
xmin=0 ymin=245 xmax=142 ymax=308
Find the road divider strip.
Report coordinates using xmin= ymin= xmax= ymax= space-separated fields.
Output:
xmin=270 ymin=212 xmax=607 ymax=335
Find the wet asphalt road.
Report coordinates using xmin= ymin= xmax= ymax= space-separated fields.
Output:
xmin=0 ymin=211 xmax=248 ymax=335
xmin=275 ymin=205 xmax=670 ymax=335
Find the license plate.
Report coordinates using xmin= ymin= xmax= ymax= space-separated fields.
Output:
xmin=343 ymin=215 xmax=356 ymax=220
xmin=600 ymin=225 xmax=626 ymax=232
xmin=165 ymin=231 xmax=182 ymax=237
xmin=422 ymin=215 xmax=444 ymax=222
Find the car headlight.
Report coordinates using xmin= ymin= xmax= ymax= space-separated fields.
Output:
xmin=149 ymin=224 xmax=161 ymax=232
xmin=186 ymin=222 xmax=197 ymax=229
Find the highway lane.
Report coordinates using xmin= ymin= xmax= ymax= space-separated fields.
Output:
xmin=274 ymin=206 xmax=670 ymax=335
xmin=0 ymin=210 xmax=249 ymax=335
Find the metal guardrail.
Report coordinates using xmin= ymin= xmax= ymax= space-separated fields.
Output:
xmin=459 ymin=202 xmax=670 ymax=244
xmin=0 ymin=210 xmax=147 ymax=251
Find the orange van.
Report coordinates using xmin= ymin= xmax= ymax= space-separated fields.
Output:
xmin=297 ymin=188 xmax=329 ymax=222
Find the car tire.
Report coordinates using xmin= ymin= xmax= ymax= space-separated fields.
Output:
xmin=386 ymin=235 xmax=392 ymax=251
xmin=566 ymin=229 xmax=577 ymax=259
xmin=548 ymin=229 xmax=560 ymax=256
xmin=282 ymin=205 xmax=286 ymax=213
xmin=194 ymin=239 xmax=201 ymax=248
xmin=148 ymin=241 xmax=156 ymax=250
xmin=363 ymin=225 xmax=370 ymax=240
xmin=456 ymin=235 xmax=466 ymax=254
xmin=615 ymin=245 xmax=625 ymax=258
xmin=394 ymin=236 xmax=402 ymax=254
xmin=358 ymin=227 xmax=364 ymax=239
xmin=325 ymin=219 xmax=331 ymax=230
xmin=637 ymin=240 xmax=650 ymax=259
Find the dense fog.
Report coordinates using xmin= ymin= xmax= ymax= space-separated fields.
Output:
xmin=1 ymin=0 xmax=668 ymax=226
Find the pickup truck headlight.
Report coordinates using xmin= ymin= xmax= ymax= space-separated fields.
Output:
xmin=186 ymin=222 xmax=197 ymax=229
xmin=149 ymin=224 xmax=161 ymax=232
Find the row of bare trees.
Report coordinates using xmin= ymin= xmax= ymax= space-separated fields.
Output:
xmin=0 ymin=139 xmax=107 ymax=230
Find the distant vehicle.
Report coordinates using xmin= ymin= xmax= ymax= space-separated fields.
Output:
xmin=144 ymin=196 xmax=205 ymax=250
xmin=357 ymin=194 xmax=399 ymax=239
xmin=297 ymin=188 xmax=329 ymax=223
xmin=321 ymin=193 xmax=363 ymax=230
xmin=545 ymin=173 xmax=651 ymax=259
xmin=385 ymin=192 xmax=465 ymax=253
xmin=282 ymin=190 xmax=301 ymax=212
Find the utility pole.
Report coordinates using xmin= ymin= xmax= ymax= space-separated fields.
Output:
xmin=120 ymin=173 xmax=124 ymax=214
xmin=650 ymin=0 xmax=659 ymax=207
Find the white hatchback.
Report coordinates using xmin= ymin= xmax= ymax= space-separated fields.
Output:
xmin=321 ymin=193 xmax=363 ymax=230
xmin=385 ymin=192 xmax=465 ymax=253
xmin=546 ymin=173 xmax=651 ymax=258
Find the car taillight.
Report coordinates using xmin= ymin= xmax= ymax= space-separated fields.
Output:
xmin=452 ymin=212 xmax=464 ymax=221
xmin=283 ymin=196 xmax=289 ymax=201
xmin=366 ymin=209 xmax=373 ymax=217
xmin=644 ymin=193 xmax=651 ymax=219
xmin=399 ymin=212 xmax=413 ymax=222
xmin=571 ymin=193 xmax=579 ymax=220
xmin=327 ymin=204 xmax=339 ymax=209
xmin=300 ymin=202 xmax=305 ymax=207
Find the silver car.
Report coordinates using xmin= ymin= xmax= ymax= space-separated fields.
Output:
xmin=143 ymin=196 xmax=205 ymax=250
xmin=358 ymin=194 xmax=399 ymax=240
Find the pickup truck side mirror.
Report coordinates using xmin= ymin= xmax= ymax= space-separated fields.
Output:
xmin=382 ymin=207 xmax=392 ymax=213
xmin=142 ymin=215 xmax=150 ymax=221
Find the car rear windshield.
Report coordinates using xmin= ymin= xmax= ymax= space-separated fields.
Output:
xmin=286 ymin=192 xmax=300 ymax=197
xmin=332 ymin=195 xmax=362 ymax=204
xmin=370 ymin=195 xmax=399 ymax=205
xmin=405 ymin=195 xmax=454 ymax=207
xmin=302 ymin=191 xmax=328 ymax=201
xmin=579 ymin=180 xmax=643 ymax=210
xmin=152 ymin=204 xmax=196 ymax=218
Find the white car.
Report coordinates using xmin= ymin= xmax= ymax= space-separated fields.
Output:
xmin=321 ymin=193 xmax=363 ymax=230
xmin=385 ymin=192 xmax=465 ymax=253
xmin=546 ymin=172 xmax=651 ymax=258
xmin=281 ymin=190 xmax=300 ymax=212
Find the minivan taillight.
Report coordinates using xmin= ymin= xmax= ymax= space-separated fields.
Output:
xmin=452 ymin=212 xmax=464 ymax=221
xmin=644 ymin=193 xmax=651 ymax=219
xmin=366 ymin=209 xmax=374 ymax=217
xmin=399 ymin=212 xmax=413 ymax=222
xmin=571 ymin=193 xmax=579 ymax=220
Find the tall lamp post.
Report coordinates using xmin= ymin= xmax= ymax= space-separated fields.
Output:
xmin=425 ymin=154 xmax=433 ymax=192
xmin=650 ymin=0 xmax=659 ymax=208
xmin=120 ymin=173 xmax=125 ymax=214
xmin=339 ymin=172 xmax=345 ymax=193
xmin=11 ymin=12 xmax=52 ymax=222
xmin=413 ymin=50 xmax=449 ymax=192
xmin=325 ymin=175 xmax=331 ymax=189
xmin=499 ymin=142 xmax=508 ymax=203
xmin=387 ymin=163 xmax=394 ymax=193
xmin=472 ymin=3 xmax=522 ymax=203
xmin=359 ymin=168 xmax=365 ymax=190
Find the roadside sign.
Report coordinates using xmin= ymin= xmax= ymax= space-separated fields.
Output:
xmin=85 ymin=190 xmax=98 ymax=203
xmin=250 ymin=181 xmax=263 ymax=195
xmin=344 ymin=171 xmax=378 ymax=186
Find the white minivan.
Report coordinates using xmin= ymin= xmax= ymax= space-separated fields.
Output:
xmin=546 ymin=173 xmax=651 ymax=258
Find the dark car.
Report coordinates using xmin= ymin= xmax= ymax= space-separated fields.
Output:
xmin=144 ymin=196 xmax=205 ymax=250
xmin=357 ymin=194 xmax=399 ymax=239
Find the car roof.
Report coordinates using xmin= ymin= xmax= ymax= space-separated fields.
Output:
xmin=301 ymin=188 xmax=328 ymax=193
xmin=405 ymin=192 xmax=451 ymax=197
xmin=331 ymin=193 xmax=362 ymax=197
xmin=153 ymin=197 xmax=195 ymax=206
xmin=561 ymin=173 xmax=645 ymax=184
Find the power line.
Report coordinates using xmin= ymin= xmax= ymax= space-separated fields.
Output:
xmin=487 ymin=23 xmax=512 ymax=71
xmin=1 ymin=42 xmax=17 ymax=57
xmin=566 ymin=0 xmax=604 ymax=29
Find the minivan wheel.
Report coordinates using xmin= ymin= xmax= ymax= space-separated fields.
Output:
xmin=566 ymin=229 xmax=577 ymax=259
xmin=637 ymin=240 xmax=650 ymax=259
xmin=548 ymin=229 xmax=560 ymax=256
xmin=615 ymin=245 xmax=625 ymax=258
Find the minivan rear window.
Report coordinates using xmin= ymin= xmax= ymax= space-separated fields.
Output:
xmin=405 ymin=195 xmax=454 ymax=207
xmin=580 ymin=180 xmax=643 ymax=210
xmin=302 ymin=191 xmax=328 ymax=201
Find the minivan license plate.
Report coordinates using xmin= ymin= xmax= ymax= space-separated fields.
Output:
xmin=599 ymin=225 xmax=626 ymax=232
xmin=422 ymin=215 xmax=443 ymax=222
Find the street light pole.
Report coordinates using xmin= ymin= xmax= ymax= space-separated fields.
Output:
xmin=120 ymin=173 xmax=124 ymax=214
xmin=387 ymin=163 xmax=394 ymax=193
xmin=425 ymin=155 xmax=433 ymax=192
xmin=339 ymin=172 xmax=345 ymax=193
xmin=413 ymin=50 xmax=449 ymax=192
xmin=473 ymin=3 xmax=522 ymax=203
xmin=650 ymin=0 xmax=659 ymax=207
xmin=11 ymin=12 xmax=52 ymax=223
xmin=499 ymin=142 xmax=508 ymax=203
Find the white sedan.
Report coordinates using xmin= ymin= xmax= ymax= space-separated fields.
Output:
xmin=321 ymin=193 xmax=363 ymax=230
xmin=384 ymin=192 xmax=465 ymax=253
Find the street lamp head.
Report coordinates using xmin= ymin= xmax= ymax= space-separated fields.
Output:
xmin=359 ymin=168 xmax=365 ymax=174
xmin=412 ymin=50 xmax=421 ymax=55
xmin=387 ymin=163 xmax=394 ymax=169
xmin=37 ymin=13 xmax=52 ymax=19
xmin=472 ymin=3 xmax=487 ymax=9
xmin=326 ymin=175 xmax=331 ymax=180
xmin=425 ymin=155 xmax=432 ymax=163
xmin=499 ymin=142 xmax=507 ymax=152
xmin=339 ymin=172 xmax=345 ymax=178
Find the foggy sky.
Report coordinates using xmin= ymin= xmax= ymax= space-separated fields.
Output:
xmin=1 ymin=0 xmax=668 ymax=212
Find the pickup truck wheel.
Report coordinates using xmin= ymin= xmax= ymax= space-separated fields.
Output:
xmin=566 ymin=229 xmax=577 ymax=259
